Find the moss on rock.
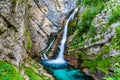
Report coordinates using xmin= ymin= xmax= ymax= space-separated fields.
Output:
xmin=68 ymin=0 xmax=120 ymax=79
xmin=0 ymin=59 xmax=25 ymax=80
xmin=19 ymin=57 xmax=53 ymax=80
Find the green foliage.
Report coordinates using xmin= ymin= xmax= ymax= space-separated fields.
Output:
xmin=0 ymin=59 xmax=25 ymax=80
xmin=83 ymin=60 xmax=97 ymax=70
xmin=97 ymin=58 xmax=110 ymax=74
xmin=107 ymin=5 xmax=120 ymax=25
xmin=104 ymin=76 xmax=120 ymax=80
xmin=104 ymin=67 xmax=120 ymax=80
xmin=112 ymin=56 xmax=120 ymax=66
xmin=76 ymin=0 xmax=81 ymax=6
xmin=76 ymin=1 xmax=104 ymax=38
xmin=77 ymin=7 xmax=96 ymax=35
xmin=70 ymin=0 xmax=109 ymax=49
xmin=89 ymin=25 xmax=96 ymax=38
xmin=102 ymin=45 xmax=110 ymax=54
xmin=110 ymin=26 xmax=120 ymax=50
xmin=83 ymin=58 xmax=111 ymax=74
xmin=91 ymin=38 xmax=99 ymax=43
xmin=25 ymin=67 xmax=51 ymax=80
xmin=11 ymin=0 xmax=18 ymax=3
xmin=68 ymin=20 xmax=77 ymax=35
xmin=25 ymin=67 xmax=41 ymax=80
xmin=81 ymin=0 xmax=109 ymax=6
xmin=70 ymin=0 xmax=120 ymax=79
xmin=31 ymin=62 xmax=40 ymax=69
xmin=113 ymin=68 xmax=120 ymax=78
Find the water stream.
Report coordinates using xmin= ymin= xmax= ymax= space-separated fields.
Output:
xmin=40 ymin=8 xmax=92 ymax=80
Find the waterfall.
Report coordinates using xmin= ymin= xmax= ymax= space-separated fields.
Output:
xmin=40 ymin=8 xmax=78 ymax=68
xmin=57 ymin=8 xmax=78 ymax=60
xmin=41 ymin=39 xmax=55 ymax=60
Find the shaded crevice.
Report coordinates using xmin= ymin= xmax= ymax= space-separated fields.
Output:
xmin=0 ymin=14 xmax=17 ymax=32
xmin=0 ymin=29 xmax=7 ymax=35
xmin=30 ymin=16 xmax=49 ymax=37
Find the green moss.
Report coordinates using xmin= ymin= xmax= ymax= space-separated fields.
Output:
xmin=104 ymin=76 xmax=120 ymax=80
xmin=81 ymin=0 xmax=109 ymax=6
xmin=107 ymin=5 xmax=120 ymax=25
xmin=22 ymin=0 xmax=27 ymax=3
xmin=69 ymin=0 xmax=120 ymax=78
xmin=81 ymin=47 xmax=120 ymax=75
xmin=68 ymin=20 xmax=77 ymax=35
xmin=104 ymin=63 xmax=120 ymax=79
xmin=11 ymin=0 xmax=18 ymax=3
xmin=110 ymin=25 xmax=120 ymax=50
xmin=89 ymin=25 xmax=96 ymax=38
xmin=76 ymin=7 xmax=96 ymax=36
xmin=113 ymin=68 xmax=120 ymax=78
xmin=72 ymin=0 xmax=110 ymax=43
xmin=0 ymin=59 xmax=25 ymax=80
xmin=91 ymin=38 xmax=99 ymax=43
xmin=76 ymin=0 xmax=81 ymax=6
xmin=31 ymin=61 xmax=41 ymax=69
xmin=11 ymin=0 xmax=18 ymax=13
xmin=75 ymin=1 xmax=104 ymax=39
xmin=97 ymin=58 xmax=110 ymax=74
xmin=25 ymin=67 xmax=50 ymax=80
xmin=25 ymin=30 xmax=32 ymax=52
xmin=100 ymin=35 xmax=104 ymax=40
xmin=25 ymin=67 xmax=41 ymax=80
xmin=83 ymin=60 xmax=97 ymax=70
xmin=102 ymin=45 xmax=110 ymax=54
xmin=83 ymin=58 xmax=111 ymax=74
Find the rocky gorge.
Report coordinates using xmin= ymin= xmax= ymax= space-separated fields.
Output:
xmin=0 ymin=0 xmax=120 ymax=80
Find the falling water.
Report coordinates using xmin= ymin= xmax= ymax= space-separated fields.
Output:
xmin=40 ymin=8 xmax=93 ymax=80
xmin=41 ymin=39 xmax=55 ymax=60
xmin=57 ymin=8 xmax=78 ymax=60
xmin=40 ymin=8 xmax=78 ymax=68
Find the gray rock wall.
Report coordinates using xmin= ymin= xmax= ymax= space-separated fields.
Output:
xmin=0 ymin=0 xmax=76 ymax=66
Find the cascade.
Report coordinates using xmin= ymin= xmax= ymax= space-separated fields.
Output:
xmin=40 ymin=8 xmax=78 ymax=68
xmin=40 ymin=8 xmax=93 ymax=80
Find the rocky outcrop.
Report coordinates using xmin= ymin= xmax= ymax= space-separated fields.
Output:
xmin=0 ymin=0 xmax=76 ymax=66
xmin=0 ymin=0 xmax=77 ymax=79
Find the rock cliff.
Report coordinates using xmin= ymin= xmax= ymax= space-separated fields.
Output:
xmin=0 ymin=0 xmax=76 ymax=79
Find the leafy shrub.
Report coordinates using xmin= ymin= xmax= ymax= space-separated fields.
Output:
xmin=107 ymin=5 xmax=120 ymax=25
xmin=104 ymin=68 xmax=120 ymax=80
xmin=25 ymin=67 xmax=41 ymax=80
xmin=76 ymin=2 xmax=104 ymax=38
xmin=110 ymin=26 xmax=120 ymax=50
xmin=83 ymin=58 xmax=111 ymax=74
xmin=0 ymin=60 xmax=25 ymax=80
xmin=25 ymin=67 xmax=50 ymax=80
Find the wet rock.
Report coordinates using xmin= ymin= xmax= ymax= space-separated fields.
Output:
xmin=65 ymin=54 xmax=80 ymax=68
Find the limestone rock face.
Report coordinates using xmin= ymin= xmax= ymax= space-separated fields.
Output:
xmin=0 ymin=0 xmax=76 ymax=66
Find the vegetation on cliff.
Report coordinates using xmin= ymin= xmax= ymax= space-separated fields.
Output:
xmin=0 ymin=58 xmax=53 ymax=80
xmin=68 ymin=0 xmax=120 ymax=79
xmin=0 ymin=59 xmax=25 ymax=80
xmin=1 ymin=0 xmax=120 ymax=79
